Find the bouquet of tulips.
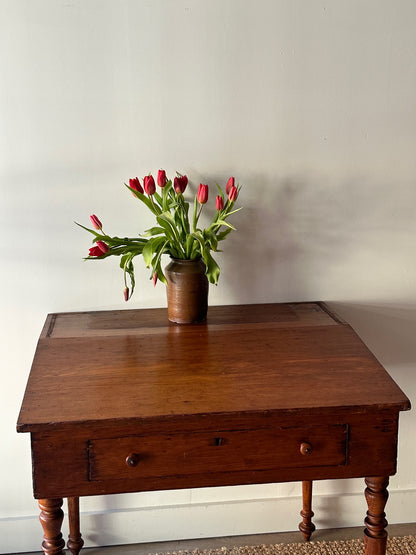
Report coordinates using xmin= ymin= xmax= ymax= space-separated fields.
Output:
xmin=77 ymin=171 xmax=242 ymax=300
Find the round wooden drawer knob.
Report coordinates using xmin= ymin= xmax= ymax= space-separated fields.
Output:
xmin=300 ymin=442 xmax=313 ymax=455
xmin=125 ymin=453 xmax=140 ymax=467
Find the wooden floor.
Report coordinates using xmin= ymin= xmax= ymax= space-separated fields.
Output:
xmin=14 ymin=523 xmax=416 ymax=555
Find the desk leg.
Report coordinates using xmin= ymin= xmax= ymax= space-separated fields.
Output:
xmin=67 ymin=497 xmax=84 ymax=555
xmin=364 ymin=476 xmax=389 ymax=555
xmin=299 ymin=480 xmax=315 ymax=541
xmin=39 ymin=498 xmax=65 ymax=555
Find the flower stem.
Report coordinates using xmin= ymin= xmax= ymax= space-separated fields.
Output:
xmin=195 ymin=204 xmax=203 ymax=229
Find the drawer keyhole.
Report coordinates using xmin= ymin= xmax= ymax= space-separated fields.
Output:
xmin=215 ymin=437 xmax=224 ymax=446
xmin=126 ymin=453 xmax=140 ymax=467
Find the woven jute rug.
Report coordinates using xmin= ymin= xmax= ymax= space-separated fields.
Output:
xmin=154 ymin=535 xmax=416 ymax=554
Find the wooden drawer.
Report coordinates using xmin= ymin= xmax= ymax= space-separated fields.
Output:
xmin=88 ymin=425 xmax=347 ymax=481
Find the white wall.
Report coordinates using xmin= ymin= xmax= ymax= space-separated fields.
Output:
xmin=1 ymin=0 xmax=416 ymax=552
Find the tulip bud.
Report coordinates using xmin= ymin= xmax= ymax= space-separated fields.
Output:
xmin=153 ymin=272 xmax=158 ymax=287
xmin=88 ymin=246 xmax=104 ymax=257
xmin=157 ymin=169 xmax=167 ymax=188
xmin=226 ymin=176 xmax=235 ymax=195
xmin=228 ymin=185 xmax=238 ymax=202
xmin=90 ymin=214 xmax=102 ymax=230
xmin=197 ymin=183 xmax=209 ymax=205
xmin=215 ymin=195 xmax=224 ymax=211
xmin=96 ymin=240 xmax=109 ymax=254
xmin=143 ymin=175 xmax=156 ymax=195
xmin=124 ymin=287 xmax=129 ymax=301
xmin=174 ymin=175 xmax=188 ymax=194
xmin=129 ymin=177 xmax=144 ymax=194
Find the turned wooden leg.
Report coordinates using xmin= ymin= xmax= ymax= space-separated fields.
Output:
xmin=299 ymin=480 xmax=315 ymax=541
xmin=364 ymin=476 xmax=389 ymax=555
xmin=67 ymin=497 xmax=84 ymax=555
xmin=38 ymin=498 xmax=66 ymax=555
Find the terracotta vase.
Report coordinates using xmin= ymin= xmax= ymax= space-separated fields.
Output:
xmin=165 ymin=257 xmax=209 ymax=324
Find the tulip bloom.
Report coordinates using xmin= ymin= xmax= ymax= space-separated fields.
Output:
xmin=174 ymin=175 xmax=188 ymax=194
xmin=129 ymin=177 xmax=144 ymax=194
xmin=157 ymin=169 xmax=167 ymax=188
xmin=215 ymin=195 xmax=224 ymax=211
xmin=197 ymin=184 xmax=209 ymax=205
xmin=96 ymin=240 xmax=109 ymax=254
xmin=90 ymin=214 xmax=102 ymax=230
xmin=153 ymin=272 xmax=158 ymax=286
xmin=89 ymin=246 xmax=104 ymax=257
xmin=143 ymin=175 xmax=156 ymax=195
xmin=228 ymin=185 xmax=238 ymax=202
xmin=124 ymin=287 xmax=129 ymax=301
xmin=226 ymin=176 xmax=235 ymax=195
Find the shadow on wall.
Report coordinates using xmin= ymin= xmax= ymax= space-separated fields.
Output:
xmin=221 ymin=174 xmax=355 ymax=302
xmin=220 ymin=171 xmax=416 ymax=304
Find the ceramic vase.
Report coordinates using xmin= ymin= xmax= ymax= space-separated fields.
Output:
xmin=165 ymin=258 xmax=209 ymax=324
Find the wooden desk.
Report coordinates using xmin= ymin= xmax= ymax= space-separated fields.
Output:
xmin=17 ymin=303 xmax=410 ymax=555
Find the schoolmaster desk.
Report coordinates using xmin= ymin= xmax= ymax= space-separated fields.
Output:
xmin=17 ymin=303 xmax=410 ymax=555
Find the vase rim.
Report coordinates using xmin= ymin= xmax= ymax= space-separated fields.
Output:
xmin=169 ymin=256 xmax=202 ymax=263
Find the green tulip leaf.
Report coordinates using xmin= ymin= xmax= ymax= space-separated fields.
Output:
xmin=203 ymin=230 xmax=218 ymax=251
xmin=203 ymin=249 xmax=220 ymax=284
xmin=142 ymin=241 xmax=154 ymax=268
xmin=151 ymin=239 xmax=169 ymax=285
xmin=74 ymin=222 xmax=101 ymax=237
xmin=142 ymin=236 xmax=166 ymax=268
xmin=162 ymin=180 xmax=173 ymax=211
xmin=126 ymin=185 xmax=158 ymax=214
xmin=215 ymin=183 xmax=225 ymax=200
xmin=216 ymin=228 xmax=232 ymax=241
xmin=143 ymin=226 xmax=165 ymax=237
xmin=225 ymin=207 xmax=243 ymax=217
xmin=216 ymin=219 xmax=236 ymax=230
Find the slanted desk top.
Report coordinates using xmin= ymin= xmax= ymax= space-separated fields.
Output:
xmin=17 ymin=302 xmax=409 ymax=432
xmin=17 ymin=302 xmax=410 ymax=555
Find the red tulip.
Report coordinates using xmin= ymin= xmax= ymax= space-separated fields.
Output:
xmin=90 ymin=214 xmax=102 ymax=230
xmin=89 ymin=246 xmax=104 ymax=257
xmin=228 ymin=185 xmax=238 ymax=202
xmin=129 ymin=177 xmax=144 ymax=194
xmin=96 ymin=240 xmax=109 ymax=254
xmin=197 ymin=184 xmax=209 ymax=205
xmin=226 ymin=176 xmax=235 ymax=195
xmin=124 ymin=287 xmax=129 ymax=301
xmin=153 ymin=272 xmax=158 ymax=286
xmin=215 ymin=195 xmax=224 ymax=211
xmin=174 ymin=175 xmax=188 ymax=194
xmin=157 ymin=169 xmax=167 ymax=188
xmin=143 ymin=175 xmax=156 ymax=195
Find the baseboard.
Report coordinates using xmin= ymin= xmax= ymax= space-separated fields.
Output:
xmin=2 ymin=488 xmax=415 ymax=553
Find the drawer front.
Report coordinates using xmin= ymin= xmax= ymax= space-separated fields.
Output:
xmin=88 ymin=425 xmax=347 ymax=481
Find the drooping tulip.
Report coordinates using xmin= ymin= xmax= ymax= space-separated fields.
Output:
xmin=197 ymin=184 xmax=209 ymax=205
xmin=157 ymin=170 xmax=167 ymax=188
xmin=215 ymin=195 xmax=224 ymax=211
xmin=96 ymin=240 xmax=109 ymax=254
xmin=124 ymin=287 xmax=129 ymax=301
xmin=153 ymin=272 xmax=158 ymax=286
xmin=89 ymin=246 xmax=104 ymax=257
xmin=129 ymin=177 xmax=144 ymax=194
xmin=226 ymin=176 xmax=235 ymax=195
xmin=143 ymin=175 xmax=156 ymax=195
